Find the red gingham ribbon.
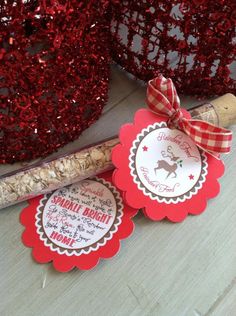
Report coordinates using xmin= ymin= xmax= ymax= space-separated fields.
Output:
xmin=146 ymin=75 xmax=232 ymax=155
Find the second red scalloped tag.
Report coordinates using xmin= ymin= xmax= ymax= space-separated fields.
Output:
xmin=112 ymin=109 xmax=224 ymax=222
xmin=20 ymin=171 xmax=138 ymax=272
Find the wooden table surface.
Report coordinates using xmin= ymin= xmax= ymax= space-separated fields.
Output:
xmin=1 ymin=66 xmax=236 ymax=316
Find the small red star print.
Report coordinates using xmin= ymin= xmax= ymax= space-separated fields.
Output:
xmin=142 ymin=146 xmax=148 ymax=152
xmin=189 ymin=174 xmax=194 ymax=180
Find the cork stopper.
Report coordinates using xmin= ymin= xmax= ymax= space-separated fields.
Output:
xmin=211 ymin=93 xmax=236 ymax=127
xmin=189 ymin=93 xmax=236 ymax=128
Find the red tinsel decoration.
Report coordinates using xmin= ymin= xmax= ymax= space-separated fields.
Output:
xmin=0 ymin=0 xmax=110 ymax=163
xmin=110 ymin=0 xmax=236 ymax=96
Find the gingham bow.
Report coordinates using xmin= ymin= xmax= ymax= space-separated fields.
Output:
xmin=147 ymin=75 xmax=232 ymax=155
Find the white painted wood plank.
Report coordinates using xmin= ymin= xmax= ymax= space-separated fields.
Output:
xmin=105 ymin=64 xmax=140 ymax=112
xmin=207 ymin=283 xmax=236 ymax=316
xmin=0 ymin=68 xmax=236 ymax=316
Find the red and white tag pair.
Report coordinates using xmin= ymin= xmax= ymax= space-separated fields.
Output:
xmin=21 ymin=76 xmax=232 ymax=271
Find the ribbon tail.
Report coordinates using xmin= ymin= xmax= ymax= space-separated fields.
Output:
xmin=182 ymin=119 xmax=233 ymax=156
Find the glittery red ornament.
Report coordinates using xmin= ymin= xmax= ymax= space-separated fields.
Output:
xmin=0 ymin=0 xmax=110 ymax=163
xmin=110 ymin=0 xmax=236 ymax=96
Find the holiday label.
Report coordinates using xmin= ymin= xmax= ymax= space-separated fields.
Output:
xmin=129 ymin=122 xmax=207 ymax=204
xmin=112 ymin=109 xmax=224 ymax=222
xmin=36 ymin=179 xmax=123 ymax=256
xmin=21 ymin=171 xmax=137 ymax=272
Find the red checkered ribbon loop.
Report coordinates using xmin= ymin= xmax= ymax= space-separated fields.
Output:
xmin=146 ymin=75 xmax=232 ymax=155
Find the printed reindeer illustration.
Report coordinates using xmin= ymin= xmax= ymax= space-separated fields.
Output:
xmin=154 ymin=146 xmax=182 ymax=179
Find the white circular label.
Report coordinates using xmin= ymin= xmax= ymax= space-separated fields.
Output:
xmin=129 ymin=123 xmax=207 ymax=204
xmin=36 ymin=178 xmax=123 ymax=256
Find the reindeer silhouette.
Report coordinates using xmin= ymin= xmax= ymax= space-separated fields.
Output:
xmin=154 ymin=146 xmax=180 ymax=179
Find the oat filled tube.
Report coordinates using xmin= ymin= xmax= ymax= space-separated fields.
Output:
xmin=0 ymin=138 xmax=119 ymax=209
xmin=0 ymin=93 xmax=236 ymax=210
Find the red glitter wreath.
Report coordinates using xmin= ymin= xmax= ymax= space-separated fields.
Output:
xmin=0 ymin=0 xmax=110 ymax=163
xmin=110 ymin=0 xmax=236 ymax=96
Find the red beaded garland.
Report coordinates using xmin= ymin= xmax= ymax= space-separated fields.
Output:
xmin=0 ymin=0 xmax=110 ymax=163
xmin=110 ymin=0 xmax=236 ymax=96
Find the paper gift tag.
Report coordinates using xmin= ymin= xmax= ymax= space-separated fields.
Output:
xmin=20 ymin=171 xmax=138 ymax=272
xmin=112 ymin=108 xmax=225 ymax=222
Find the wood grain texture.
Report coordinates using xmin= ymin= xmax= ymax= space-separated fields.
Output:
xmin=0 ymin=66 xmax=236 ymax=316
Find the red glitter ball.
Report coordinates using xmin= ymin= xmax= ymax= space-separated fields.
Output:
xmin=110 ymin=0 xmax=236 ymax=96
xmin=0 ymin=0 xmax=110 ymax=163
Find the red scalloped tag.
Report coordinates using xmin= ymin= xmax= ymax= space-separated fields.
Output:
xmin=20 ymin=171 xmax=138 ymax=272
xmin=112 ymin=109 xmax=225 ymax=222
